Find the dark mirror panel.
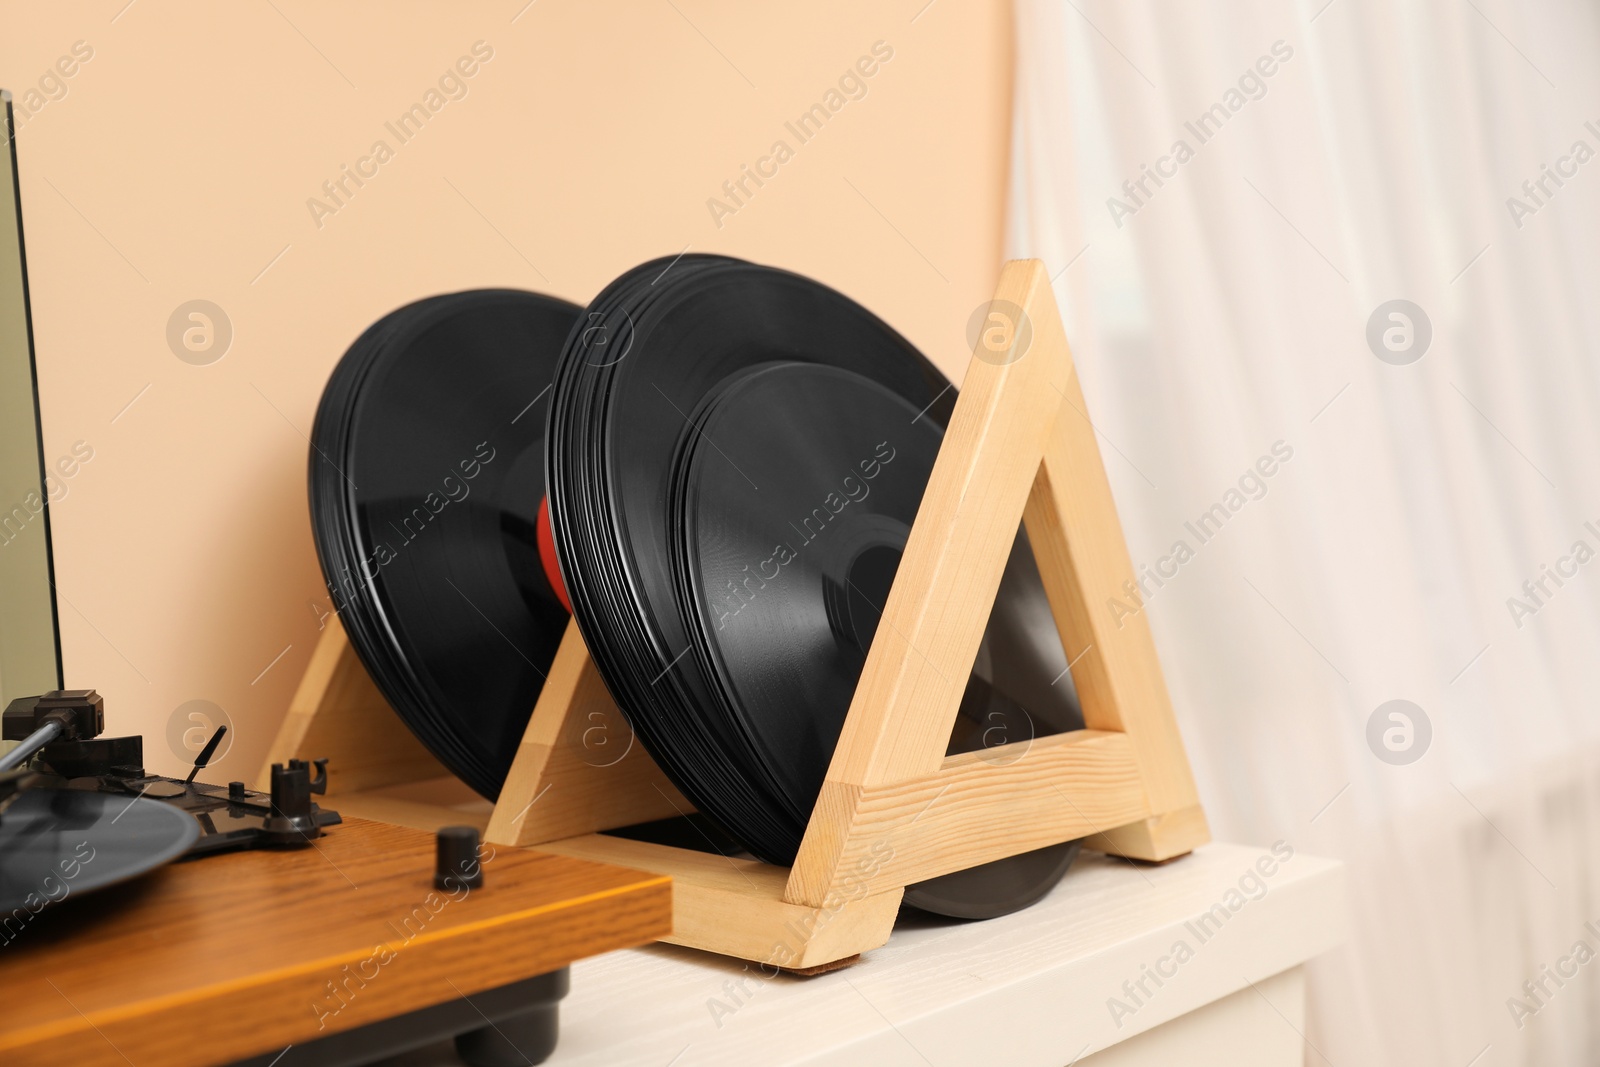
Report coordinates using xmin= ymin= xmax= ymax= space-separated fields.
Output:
xmin=0 ymin=90 xmax=63 ymax=704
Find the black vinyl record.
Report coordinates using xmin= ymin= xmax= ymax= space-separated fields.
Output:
xmin=0 ymin=790 xmax=198 ymax=911
xmin=309 ymin=290 xmax=581 ymax=800
xmin=547 ymin=256 xmax=1085 ymax=917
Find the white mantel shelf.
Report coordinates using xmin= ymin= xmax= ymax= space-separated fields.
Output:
xmin=521 ymin=841 xmax=1346 ymax=1067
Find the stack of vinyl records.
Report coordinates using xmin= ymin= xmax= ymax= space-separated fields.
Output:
xmin=545 ymin=256 xmax=1086 ymax=916
xmin=309 ymin=259 xmax=1086 ymax=918
xmin=308 ymin=289 xmax=581 ymax=800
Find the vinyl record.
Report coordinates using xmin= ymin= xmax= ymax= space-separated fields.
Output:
xmin=0 ymin=789 xmax=198 ymax=911
xmin=676 ymin=362 xmax=1085 ymax=814
xmin=309 ymin=290 xmax=582 ymax=800
xmin=548 ymin=255 xmax=1085 ymax=917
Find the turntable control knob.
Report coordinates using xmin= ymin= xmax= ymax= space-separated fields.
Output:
xmin=435 ymin=826 xmax=484 ymax=891
xmin=260 ymin=761 xmax=321 ymax=846
xmin=229 ymin=781 xmax=246 ymax=799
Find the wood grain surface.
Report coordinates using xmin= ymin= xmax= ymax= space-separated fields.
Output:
xmin=821 ymin=729 xmax=1151 ymax=895
xmin=535 ymin=834 xmax=900 ymax=971
xmin=0 ymin=818 xmax=671 ymax=1066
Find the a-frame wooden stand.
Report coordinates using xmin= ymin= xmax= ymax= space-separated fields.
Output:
xmin=261 ymin=260 xmax=1208 ymax=971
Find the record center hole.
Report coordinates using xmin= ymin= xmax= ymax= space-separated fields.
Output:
xmin=843 ymin=544 xmax=903 ymax=654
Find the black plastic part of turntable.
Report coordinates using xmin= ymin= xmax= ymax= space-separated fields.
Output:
xmin=223 ymin=968 xmax=569 ymax=1067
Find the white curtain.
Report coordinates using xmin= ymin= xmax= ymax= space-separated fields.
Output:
xmin=1009 ymin=1 xmax=1600 ymax=1063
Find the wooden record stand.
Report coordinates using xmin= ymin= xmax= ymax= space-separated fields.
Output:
xmin=262 ymin=259 xmax=1209 ymax=972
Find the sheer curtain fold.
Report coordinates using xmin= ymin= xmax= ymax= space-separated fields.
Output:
xmin=1009 ymin=1 xmax=1600 ymax=1062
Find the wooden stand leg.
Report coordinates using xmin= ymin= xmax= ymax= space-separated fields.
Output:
xmin=783 ymin=261 xmax=1207 ymax=913
xmin=1022 ymin=324 xmax=1208 ymax=861
xmin=486 ymin=623 xmax=690 ymax=848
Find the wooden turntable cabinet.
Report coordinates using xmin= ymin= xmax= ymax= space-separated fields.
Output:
xmin=0 ymin=816 xmax=670 ymax=1066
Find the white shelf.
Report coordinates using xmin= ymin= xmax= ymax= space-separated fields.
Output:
xmin=535 ymin=841 xmax=1345 ymax=1067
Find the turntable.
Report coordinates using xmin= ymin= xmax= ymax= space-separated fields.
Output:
xmin=0 ymin=688 xmax=671 ymax=1067
xmin=0 ymin=811 xmax=670 ymax=1067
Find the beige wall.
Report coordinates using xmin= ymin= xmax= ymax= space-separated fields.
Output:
xmin=0 ymin=0 xmax=1013 ymax=780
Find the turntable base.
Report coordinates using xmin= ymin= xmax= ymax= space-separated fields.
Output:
xmin=0 ymin=817 xmax=670 ymax=1067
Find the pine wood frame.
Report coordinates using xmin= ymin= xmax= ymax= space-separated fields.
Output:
xmin=260 ymin=260 xmax=1208 ymax=970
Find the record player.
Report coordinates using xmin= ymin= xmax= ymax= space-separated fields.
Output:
xmin=0 ymin=810 xmax=670 ymax=1067
xmin=0 ymin=685 xmax=673 ymax=1067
